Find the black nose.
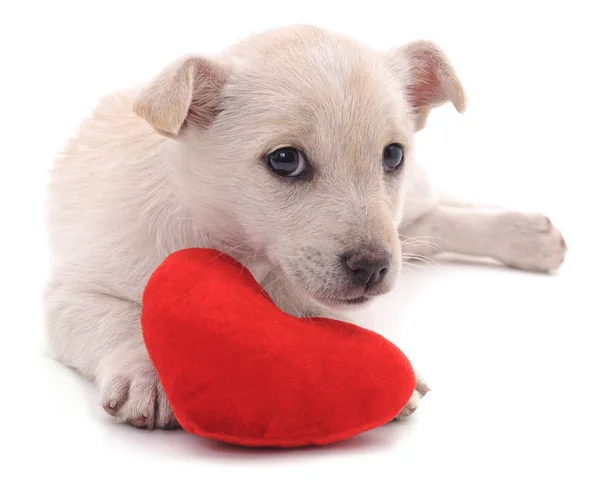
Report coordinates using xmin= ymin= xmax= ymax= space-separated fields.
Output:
xmin=344 ymin=249 xmax=391 ymax=289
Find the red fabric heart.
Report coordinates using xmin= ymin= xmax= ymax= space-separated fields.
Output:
xmin=141 ymin=248 xmax=415 ymax=447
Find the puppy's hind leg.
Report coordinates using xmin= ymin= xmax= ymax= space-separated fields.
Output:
xmin=400 ymin=204 xmax=567 ymax=272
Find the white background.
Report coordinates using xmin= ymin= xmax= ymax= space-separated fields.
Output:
xmin=1 ymin=1 xmax=599 ymax=482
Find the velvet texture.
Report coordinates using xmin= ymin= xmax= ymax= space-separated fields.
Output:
xmin=142 ymin=248 xmax=415 ymax=447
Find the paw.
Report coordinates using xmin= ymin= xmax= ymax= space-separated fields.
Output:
xmin=396 ymin=377 xmax=430 ymax=419
xmin=99 ymin=351 xmax=178 ymax=430
xmin=493 ymin=212 xmax=567 ymax=272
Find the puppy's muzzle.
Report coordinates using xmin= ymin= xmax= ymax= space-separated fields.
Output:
xmin=342 ymin=247 xmax=391 ymax=290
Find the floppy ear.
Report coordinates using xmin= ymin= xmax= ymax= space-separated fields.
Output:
xmin=133 ymin=56 xmax=229 ymax=137
xmin=388 ymin=41 xmax=467 ymax=131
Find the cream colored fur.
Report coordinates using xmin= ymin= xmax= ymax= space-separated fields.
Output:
xmin=45 ymin=25 xmax=566 ymax=429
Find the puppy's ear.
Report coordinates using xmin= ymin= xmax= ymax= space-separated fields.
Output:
xmin=133 ymin=56 xmax=229 ymax=137
xmin=388 ymin=41 xmax=466 ymax=131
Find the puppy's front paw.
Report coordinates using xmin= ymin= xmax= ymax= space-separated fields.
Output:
xmin=494 ymin=212 xmax=567 ymax=272
xmin=99 ymin=352 xmax=178 ymax=430
xmin=395 ymin=377 xmax=430 ymax=419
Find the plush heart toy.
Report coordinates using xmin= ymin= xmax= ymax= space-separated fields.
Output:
xmin=141 ymin=248 xmax=415 ymax=447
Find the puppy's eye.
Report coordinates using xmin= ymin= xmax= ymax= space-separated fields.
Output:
xmin=267 ymin=147 xmax=306 ymax=177
xmin=383 ymin=143 xmax=404 ymax=172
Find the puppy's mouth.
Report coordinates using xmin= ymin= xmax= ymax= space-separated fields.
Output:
xmin=290 ymin=271 xmax=395 ymax=310
xmin=314 ymin=293 xmax=373 ymax=309
xmin=278 ymin=259 xmax=397 ymax=310
xmin=337 ymin=295 xmax=371 ymax=305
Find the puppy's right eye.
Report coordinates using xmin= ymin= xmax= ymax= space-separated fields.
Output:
xmin=267 ymin=148 xmax=306 ymax=177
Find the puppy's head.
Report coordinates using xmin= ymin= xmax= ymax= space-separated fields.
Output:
xmin=134 ymin=26 xmax=465 ymax=310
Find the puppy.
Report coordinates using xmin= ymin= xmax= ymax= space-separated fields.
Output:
xmin=45 ymin=25 xmax=566 ymax=429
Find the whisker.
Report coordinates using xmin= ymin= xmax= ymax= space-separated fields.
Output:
xmin=402 ymin=253 xmax=439 ymax=268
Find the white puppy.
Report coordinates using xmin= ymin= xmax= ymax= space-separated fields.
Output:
xmin=45 ymin=25 xmax=566 ymax=429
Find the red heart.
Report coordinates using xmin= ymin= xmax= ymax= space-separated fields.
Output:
xmin=142 ymin=248 xmax=415 ymax=447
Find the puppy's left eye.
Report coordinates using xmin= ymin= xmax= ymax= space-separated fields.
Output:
xmin=383 ymin=143 xmax=404 ymax=173
xmin=267 ymin=147 xmax=306 ymax=177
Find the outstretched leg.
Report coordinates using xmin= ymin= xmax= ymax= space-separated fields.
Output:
xmin=400 ymin=203 xmax=567 ymax=271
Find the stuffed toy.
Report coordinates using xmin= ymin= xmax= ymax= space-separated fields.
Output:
xmin=141 ymin=248 xmax=416 ymax=448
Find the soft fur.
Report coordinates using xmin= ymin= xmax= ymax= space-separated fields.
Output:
xmin=45 ymin=25 xmax=566 ymax=429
